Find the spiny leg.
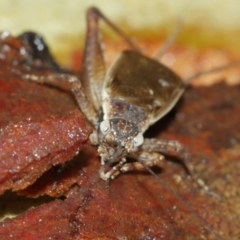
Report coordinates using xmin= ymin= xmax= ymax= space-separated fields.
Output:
xmin=109 ymin=151 xmax=165 ymax=180
xmin=19 ymin=8 xmax=143 ymax=127
xmin=86 ymin=7 xmax=141 ymax=52
xmin=99 ymin=139 xmax=187 ymax=180
xmin=142 ymin=138 xmax=193 ymax=174
xmin=141 ymin=138 xmax=220 ymax=198
xmin=99 ymin=151 xmax=165 ymax=181
xmin=99 ymin=158 xmax=127 ymax=181
xmin=22 ymin=72 xmax=99 ymax=125
xmin=123 ymin=151 xmax=165 ymax=170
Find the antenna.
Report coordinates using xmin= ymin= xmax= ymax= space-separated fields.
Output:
xmin=184 ymin=60 xmax=240 ymax=84
xmin=154 ymin=20 xmax=183 ymax=60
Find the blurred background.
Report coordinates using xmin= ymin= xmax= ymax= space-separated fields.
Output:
xmin=0 ymin=0 xmax=240 ymax=84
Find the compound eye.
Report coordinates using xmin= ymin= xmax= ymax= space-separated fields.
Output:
xmin=133 ymin=133 xmax=144 ymax=147
xmin=99 ymin=120 xmax=111 ymax=135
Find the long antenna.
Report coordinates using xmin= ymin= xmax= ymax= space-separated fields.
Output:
xmin=154 ymin=20 xmax=182 ymax=60
xmin=184 ymin=60 xmax=240 ymax=84
xmin=138 ymin=160 xmax=223 ymax=240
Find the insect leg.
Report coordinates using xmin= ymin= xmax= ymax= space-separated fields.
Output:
xmin=99 ymin=158 xmax=127 ymax=181
xmin=86 ymin=7 xmax=141 ymax=52
xmin=141 ymin=138 xmax=219 ymax=198
xmin=142 ymin=138 xmax=193 ymax=173
xmin=99 ymin=151 xmax=165 ymax=180
xmin=121 ymin=152 xmax=165 ymax=172
xmin=81 ymin=7 xmax=142 ymax=123
xmin=108 ymin=151 xmax=165 ymax=180
xmin=22 ymin=73 xmax=99 ymax=125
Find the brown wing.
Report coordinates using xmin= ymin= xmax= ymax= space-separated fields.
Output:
xmin=104 ymin=50 xmax=186 ymax=127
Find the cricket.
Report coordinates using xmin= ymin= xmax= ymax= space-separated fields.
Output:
xmin=20 ymin=7 xmax=240 ymax=239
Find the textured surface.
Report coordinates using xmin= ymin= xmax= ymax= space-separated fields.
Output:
xmin=0 ymin=33 xmax=92 ymax=196
xmin=0 ymin=32 xmax=240 ymax=239
xmin=0 ymin=80 xmax=239 ymax=239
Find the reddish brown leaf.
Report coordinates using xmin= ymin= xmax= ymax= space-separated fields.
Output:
xmin=1 ymin=82 xmax=239 ymax=239
xmin=0 ymin=59 xmax=92 ymax=194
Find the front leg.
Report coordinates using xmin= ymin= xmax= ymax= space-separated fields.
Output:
xmin=109 ymin=151 xmax=165 ymax=180
xmin=81 ymin=7 xmax=141 ymax=119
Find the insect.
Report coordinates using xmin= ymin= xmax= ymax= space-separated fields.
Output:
xmin=22 ymin=8 xmax=196 ymax=181
xmin=20 ymin=7 xmax=239 ymax=239
xmin=23 ymin=7 xmax=237 ymax=183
